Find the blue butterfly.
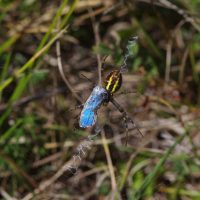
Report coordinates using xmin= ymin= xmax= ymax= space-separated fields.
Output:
xmin=79 ymin=86 xmax=108 ymax=128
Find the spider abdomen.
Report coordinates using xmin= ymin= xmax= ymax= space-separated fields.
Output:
xmin=104 ymin=70 xmax=122 ymax=94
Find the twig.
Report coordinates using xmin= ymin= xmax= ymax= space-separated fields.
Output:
xmin=77 ymin=165 xmax=107 ymax=180
xmin=179 ymin=47 xmax=189 ymax=84
xmin=165 ymin=39 xmax=172 ymax=82
xmin=32 ymin=152 xmax=62 ymax=168
xmin=0 ymin=188 xmax=17 ymax=200
xmin=88 ymin=1 xmax=125 ymax=85
xmin=158 ymin=0 xmax=200 ymax=32
xmin=82 ymin=172 xmax=109 ymax=199
xmin=0 ymin=87 xmax=67 ymax=111
xmin=22 ymin=158 xmax=76 ymax=200
xmin=88 ymin=6 xmax=102 ymax=86
xmin=119 ymin=153 xmax=137 ymax=191
xmin=101 ymin=131 xmax=121 ymax=200
xmin=22 ymin=133 xmax=99 ymax=200
xmin=138 ymin=0 xmax=200 ymax=32
xmin=56 ymin=38 xmax=83 ymax=103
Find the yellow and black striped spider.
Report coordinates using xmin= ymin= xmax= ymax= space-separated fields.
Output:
xmin=79 ymin=37 xmax=143 ymax=144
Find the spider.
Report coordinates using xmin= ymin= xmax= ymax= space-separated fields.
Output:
xmin=79 ymin=37 xmax=143 ymax=144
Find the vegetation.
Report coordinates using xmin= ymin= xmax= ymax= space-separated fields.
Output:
xmin=0 ymin=0 xmax=200 ymax=199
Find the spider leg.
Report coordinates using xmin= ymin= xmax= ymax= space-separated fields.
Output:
xmin=122 ymin=112 xmax=129 ymax=146
xmin=67 ymin=104 xmax=84 ymax=129
xmin=110 ymin=98 xmax=143 ymax=144
xmin=80 ymin=73 xmax=96 ymax=87
xmin=68 ymin=104 xmax=84 ymax=112
xmin=115 ymin=89 xmax=138 ymax=97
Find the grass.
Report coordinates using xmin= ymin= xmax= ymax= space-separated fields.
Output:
xmin=1 ymin=0 xmax=200 ymax=199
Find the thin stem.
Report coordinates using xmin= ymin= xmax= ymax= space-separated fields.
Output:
xmin=56 ymin=38 xmax=82 ymax=103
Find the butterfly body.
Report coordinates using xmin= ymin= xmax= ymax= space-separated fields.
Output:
xmin=79 ymin=70 xmax=123 ymax=128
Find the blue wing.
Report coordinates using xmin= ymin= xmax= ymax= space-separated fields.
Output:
xmin=79 ymin=108 xmax=97 ymax=128
xmin=79 ymin=86 xmax=107 ymax=128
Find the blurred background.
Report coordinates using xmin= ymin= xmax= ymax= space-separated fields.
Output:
xmin=0 ymin=0 xmax=200 ymax=199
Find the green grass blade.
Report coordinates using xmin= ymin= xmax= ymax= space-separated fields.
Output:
xmin=134 ymin=18 xmax=163 ymax=59
xmin=0 ymin=29 xmax=65 ymax=92
xmin=37 ymin=0 xmax=69 ymax=50
xmin=133 ymin=131 xmax=187 ymax=200
xmin=9 ymin=74 xmax=31 ymax=103
xmin=0 ymin=53 xmax=11 ymax=82
xmin=0 ymin=0 xmax=78 ymax=93
xmin=60 ymin=0 xmax=78 ymax=29
xmin=0 ymin=107 xmax=12 ymax=127
xmin=0 ymin=35 xmax=19 ymax=55
xmin=0 ymin=74 xmax=30 ymax=127
xmin=0 ymin=119 xmax=23 ymax=143
xmin=0 ymin=52 xmax=12 ymax=100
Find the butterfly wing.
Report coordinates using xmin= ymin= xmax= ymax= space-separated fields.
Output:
xmin=79 ymin=86 xmax=107 ymax=128
xmin=79 ymin=108 xmax=97 ymax=128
